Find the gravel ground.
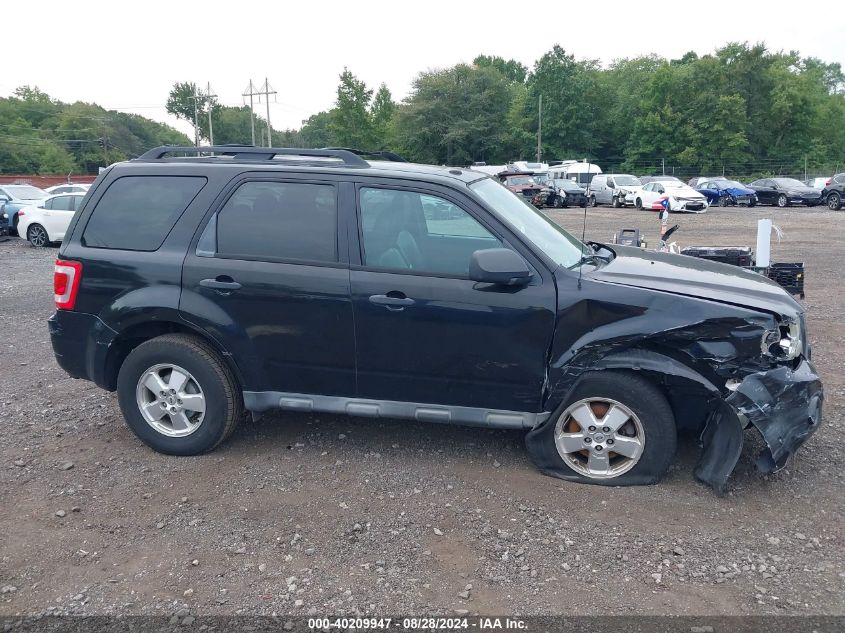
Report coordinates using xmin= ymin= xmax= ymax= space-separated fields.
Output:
xmin=0 ymin=204 xmax=843 ymax=619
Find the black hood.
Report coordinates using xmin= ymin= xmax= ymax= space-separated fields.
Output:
xmin=587 ymin=244 xmax=802 ymax=318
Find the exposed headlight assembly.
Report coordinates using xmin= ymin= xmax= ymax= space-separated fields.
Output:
xmin=763 ymin=320 xmax=803 ymax=360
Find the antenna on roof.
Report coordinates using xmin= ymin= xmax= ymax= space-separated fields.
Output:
xmin=578 ymin=158 xmax=592 ymax=290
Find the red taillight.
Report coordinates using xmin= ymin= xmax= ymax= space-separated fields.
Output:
xmin=54 ymin=260 xmax=82 ymax=310
xmin=826 ymin=178 xmax=833 ymax=186
xmin=17 ymin=211 xmax=24 ymax=217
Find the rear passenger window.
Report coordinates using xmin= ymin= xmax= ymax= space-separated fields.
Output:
xmin=82 ymin=176 xmax=206 ymax=251
xmin=52 ymin=196 xmax=74 ymax=211
xmin=216 ymin=181 xmax=337 ymax=262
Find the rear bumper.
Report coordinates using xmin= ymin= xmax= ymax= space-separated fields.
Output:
xmin=48 ymin=310 xmax=118 ymax=389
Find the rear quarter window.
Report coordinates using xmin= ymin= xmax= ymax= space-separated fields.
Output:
xmin=82 ymin=175 xmax=207 ymax=251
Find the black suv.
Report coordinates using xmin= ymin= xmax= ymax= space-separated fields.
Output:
xmin=821 ymin=173 xmax=844 ymax=210
xmin=49 ymin=146 xmax=823 ymax=491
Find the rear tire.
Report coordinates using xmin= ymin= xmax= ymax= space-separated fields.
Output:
xmin=117 ymin=334 xmax=242 ymax=455
xmin=525 ymin=371 xmax=677 ymax=486
xmin=27 ymin=224 xmax=49 ymax=247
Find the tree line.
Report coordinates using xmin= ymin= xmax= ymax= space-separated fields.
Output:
xmin=0 ymin=87 xmax=191 ymax=174
xmin=168 ymin=43 xmax=844 ymax=179
xmin=3 ymin=42 xmax=843 ymax=178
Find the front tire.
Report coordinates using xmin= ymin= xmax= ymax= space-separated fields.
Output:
xmin=635 ymin=197 xmax=643 ymax=209
xmin=117 ymin=334 xmax=242 ymax=455
xmin=828 ymin=192 xmax=842 ymax=210
xmin=27 ymin=224 xmax=49 ymax=247
xmin=589 ymin=195 xmax=597 ymax=207
xmin=525 ymin=371 xmax=677 ymax=486
xmin=777 ymin=194 xmax=788 ymax=207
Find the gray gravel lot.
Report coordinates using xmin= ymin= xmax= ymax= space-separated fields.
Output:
xmin=0 ymin=204 xmax=843 ymax=618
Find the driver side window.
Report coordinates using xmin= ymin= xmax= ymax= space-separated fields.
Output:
xmin=359 ymin=187 xmax=502 ymax=276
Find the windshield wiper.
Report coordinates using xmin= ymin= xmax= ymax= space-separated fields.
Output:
xmin=567 ymin=254 xmax=605 ymax=270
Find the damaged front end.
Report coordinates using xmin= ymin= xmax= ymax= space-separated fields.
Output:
xmin=541 ymin=247 xmax=825 ymax=491
xmin=696 ymin=358 xmax=823 ymax=492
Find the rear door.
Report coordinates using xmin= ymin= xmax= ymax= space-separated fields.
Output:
xmin=43 ymin=195 xmax=77 ymax=240
xmin=348 ymin=181 xmax=557 ymax=413
xmin=180 ymin=175 xmax=356 ymax=397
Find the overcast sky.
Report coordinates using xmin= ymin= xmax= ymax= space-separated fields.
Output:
xmin=4 ymin=0 xmax=843 ymax=138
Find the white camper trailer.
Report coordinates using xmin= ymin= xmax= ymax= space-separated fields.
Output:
xmin=548 ymin=161 xmax=603 ymax=186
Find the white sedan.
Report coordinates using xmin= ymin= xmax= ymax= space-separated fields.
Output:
xmin=635 ymin=180 xmax=709 ymax=213
xmin=16 ymin=193 xmax=86 ymax=246
xmin=45 ymin=183 xmax=90 ymax=195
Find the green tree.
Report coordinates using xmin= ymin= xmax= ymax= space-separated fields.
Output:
xmin=370 ymin=83 xmax=396 ymax=149
xmin=525 ymin=46 xmax=601 ymax=159
xmin=300 ymin=111 xmax=335 ymax=148
xmin=473 ymin=55 xmax=528 ymax=83
xmin=330 ymin=68 xmax=374 ymax=148
xmin=394 ymin=64 xmax=512 ymax=165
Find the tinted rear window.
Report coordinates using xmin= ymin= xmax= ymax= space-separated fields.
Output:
xmin=216 ymin=181 xmax=337 ymax=262
xmin=82 ymin=176 xmax=206 ymax=250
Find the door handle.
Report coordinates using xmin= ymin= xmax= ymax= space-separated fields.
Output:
xmin=200 ymin=277 xmax=242 ymax=293
xmin=369 ymin=294 xmax=415 ymax=310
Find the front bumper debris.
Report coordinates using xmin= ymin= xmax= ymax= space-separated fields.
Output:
xmin=695 ymin=359 xmax=823 ymax=493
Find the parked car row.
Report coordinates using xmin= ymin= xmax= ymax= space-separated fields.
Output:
xmin=0 ymin=182 xmax=90 ymax=236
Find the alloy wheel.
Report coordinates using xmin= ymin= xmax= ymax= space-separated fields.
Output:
xmin=777 ymin=194 xmax=788 ymax=207
xmin=554 ymin=398 xmax=645 ymax=479
xmin=135 ymin=363 xmax=206 ymax=437
xmin=828 ymin=193 xmax=841 ymax=211
xmin=28 ymin=225 xmax=47 ymax=247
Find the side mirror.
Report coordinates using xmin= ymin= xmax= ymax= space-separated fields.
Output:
xmin=469 ymin=248 xmax=532 ymax=286
xmin=607 ymin=182 xmax=615 ymax=189
xmin=0 ymin=196 xmax=9 ymax=204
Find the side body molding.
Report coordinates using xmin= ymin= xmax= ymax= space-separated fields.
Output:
xmin=243 ymin=391 xmax=549 ymax=430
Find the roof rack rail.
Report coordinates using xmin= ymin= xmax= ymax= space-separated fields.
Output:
xmin=137 ymin=145 xmax=370 ymax=167
xmin=321 ymin=147 xmax=408 ymax=163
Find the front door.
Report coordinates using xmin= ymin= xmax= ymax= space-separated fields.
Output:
xmin=349 ymin=184 xmax=557 ymax=413
xmin=756 ymin=179 xmax=776 ymax=204
xmin=180 ymin=177 xmax=355 ymax=396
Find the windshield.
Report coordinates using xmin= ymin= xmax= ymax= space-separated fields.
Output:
xmin=720 ymin=180 xmax=745 ymax=189
xmin=663 ymin=182 xmax=687 ymax=190
xmin=554 ymin=179 xmax=583 ymax=191
xmin=533 ymin=174 xmax=550 ymax=184
xmin=506 ymin=176 xmax=535 ymax=186
xmin=614 ymin=176 xmax=642 ymax=186
xmin=5 ymin=185 xmax=48 ymax=200
xmin=471 ymin=179 xmax=586 ymax=268
xmin=773 ymin=178 xmax=805 ymax=188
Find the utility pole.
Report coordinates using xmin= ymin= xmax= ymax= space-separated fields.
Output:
xmin=101 ymin=123 xmax=109 ymax=166
xmin=536 ymin=94 xmax=542 ymax=163
xmin=206 ymin=82 xmax=217 ymax=147
xmin=260 ymin=77 xmax=277 ymax=148
xmin=192 ymin=84 xmax=200 ymax=147
xmin=662 ymin=157 xmax=665 ymax=175
xmin=804 ymin=155 xmax=808 ymax=181
xmin=243 ymin=79 xmax=259 ymax=145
